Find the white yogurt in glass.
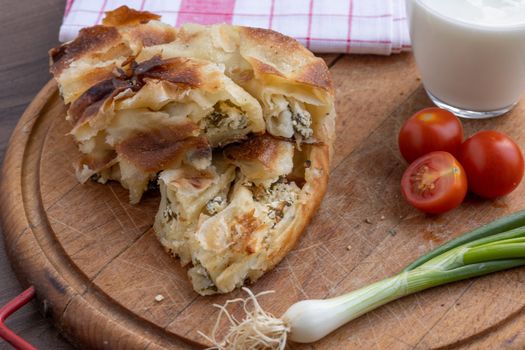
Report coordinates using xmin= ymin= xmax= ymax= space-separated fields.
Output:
xmin=407 ymin=0 xmax=525 ymax=118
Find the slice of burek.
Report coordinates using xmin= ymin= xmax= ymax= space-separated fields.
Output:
xmin=155 ymin=135 xmax=329 ymax=295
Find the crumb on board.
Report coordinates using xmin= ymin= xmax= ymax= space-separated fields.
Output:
xmin=364 ymin=218 xmax=373 ymax=224
xmin=155 ymin=294 xmax=165 ymax=302
xmin=346 ymin=245 xmax=352 ymax=251
xmin=380 ymin=215 xmax=385 ymax=220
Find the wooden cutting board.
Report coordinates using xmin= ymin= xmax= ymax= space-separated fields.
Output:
xmin=1 ymin=54 xmax=525 ymax=349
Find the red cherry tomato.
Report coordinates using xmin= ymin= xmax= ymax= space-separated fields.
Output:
xmin=458 ymin=131 xmax=524 ymax=198
xmin=398 ymin=108 xmax=464 ymax=163
xmin=401 ymin=151 xmax=467 ymax=214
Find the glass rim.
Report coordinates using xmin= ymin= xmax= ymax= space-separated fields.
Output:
xmin=411 ymin=0 xmax=525 ymax=32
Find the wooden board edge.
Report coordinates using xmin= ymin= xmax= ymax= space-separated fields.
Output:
xmin=0 ymin=80 xmax=198 ymax=350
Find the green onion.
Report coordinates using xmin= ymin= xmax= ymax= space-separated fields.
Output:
xmin=284 ymin=227 xmax=525 ymax=343
xmin=405 ymin=209 xmax=525 ymax=270
xmin=203 ymin=212 xmax=525 ymax=349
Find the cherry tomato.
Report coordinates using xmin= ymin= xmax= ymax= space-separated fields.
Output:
xmin=458 ymin=131 xmax=524 ymax=198
xmin=401 ymin=151 xmax=467 ymax=214
xmin=398 ymin=107 xmax=464 ymax=163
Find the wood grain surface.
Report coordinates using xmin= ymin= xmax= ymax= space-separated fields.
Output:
xmin=1 ymin=3 xmax=525 ymax=350
xmin=0 ymin=0 xmax=73 ymax=348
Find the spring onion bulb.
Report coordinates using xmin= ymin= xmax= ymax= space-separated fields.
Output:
xmin=202 ymin=210 xmax=525 ymax=349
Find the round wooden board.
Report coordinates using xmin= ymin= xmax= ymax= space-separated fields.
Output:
xmin=2 ymin=54 xmax=525 ymax=349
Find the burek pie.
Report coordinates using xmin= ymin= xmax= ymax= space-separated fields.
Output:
xmin=49 ymin=6 xmax=335 ymax=295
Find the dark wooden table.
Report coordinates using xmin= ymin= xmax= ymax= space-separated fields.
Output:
xmin=0 ymin=0 xmax=74 ymax=348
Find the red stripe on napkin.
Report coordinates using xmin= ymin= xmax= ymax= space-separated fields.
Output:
xmin=346 ymin=0 xmax=354 ymax=53
xmin=305 ymin=0 xmax=314 ymax=49
xmin=176 ymin=0 xmax=237 ymax=26
xmin=95 ymin=0 xmax=107 ymax=25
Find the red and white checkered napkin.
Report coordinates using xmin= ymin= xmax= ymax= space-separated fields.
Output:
xmin=60 ymin=0 xmax=411 ymax=55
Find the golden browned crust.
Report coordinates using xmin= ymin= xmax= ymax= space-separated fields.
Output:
xmin=129 ymin=26 xmax=177 ymax=47
xmin=78 ymin=150 xmax=118 ymax=173
xmin=116 ymin=125 xmax=209 ymax=172
xmin=68 ymin=56 xmax=208 ymax=127
xmin=244 ymin=58 xmax=284 ymax=78
xmin=296 ymin=59 xmax=334 ymax=94
xmin=239 ymin=27 xmax=333 ymax=93
xmin=50 ymin=7 xmax=172 ymax=80
xmin=241 ymin=27 xmax=309 ymax=57
xmin=49 ymin=26 xmax=122 ymax=76
xmin=233 ymin=210 xmax=266 ymax=255
xmin=78 ymin=67 xmax=117 ymax=92
xmin=68 ymin=78 xmax=133 ymax=126
xmin=223 ymin=134 xmax=288 ymax=167
xmin=135 ymin=56 xmax=204 ymax=88
xmin=102 ymin=6 xmax=160 ymax=26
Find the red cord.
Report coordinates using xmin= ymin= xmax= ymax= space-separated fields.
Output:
xmin=0 ymin=286 xmax=37 ymax=350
